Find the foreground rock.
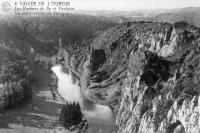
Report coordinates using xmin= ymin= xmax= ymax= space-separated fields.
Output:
xmin=113 ymin=22 xmax=200 ymax=133
xmin=74 ymin=21 xmax=200 ymax=133
xmin=52 ymin=21 xmax=200 ymax=133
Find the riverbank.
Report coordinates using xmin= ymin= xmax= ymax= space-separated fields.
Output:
xmin=52 ymin=64 xmax=117 ymax=133
xmin=0 ymin=63 xmax=68 ymax=133
xmin=0 ymin=58 xmax=34 ymax=112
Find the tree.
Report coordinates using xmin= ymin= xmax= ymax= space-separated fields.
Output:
xmin=59 ymin=103 xmax=83 ymax=130
xmin=174 ymin=21 xmax=188 ymax=29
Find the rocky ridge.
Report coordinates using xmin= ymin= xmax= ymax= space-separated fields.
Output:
xmin=28 ymin=21 xmax=200 ymax=133
xmin=71 ymin=21 xmax=200 ymax=133
xmin=112 ymin=22 xmax=200 ymax=133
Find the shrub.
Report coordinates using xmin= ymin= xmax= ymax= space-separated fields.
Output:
xmin=59 ymin=103 xmax=83 ymax=130
xmin=174 ymin=21 xmax=188 ymax=29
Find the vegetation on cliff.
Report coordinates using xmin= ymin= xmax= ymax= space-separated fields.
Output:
xmin=60 ymin=103 xmax=88 ymax=132
xmin=0 ymin=55 xmax=35 ymax=111
xmin=0 ymin=14 xmax=117 ymax=56
xmin=63 ymin=20 xmax=200 ymax=132
xmin=2 ymin=11 xmax=200 ymax=132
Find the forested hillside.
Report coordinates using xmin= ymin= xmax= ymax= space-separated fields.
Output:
xmin=0 ymin=14 xmax=117 ymax=56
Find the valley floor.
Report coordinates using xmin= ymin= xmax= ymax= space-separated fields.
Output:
xmin=0 ymin=63 xmax=68 ymax=133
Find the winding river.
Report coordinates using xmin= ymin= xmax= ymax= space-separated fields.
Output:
xmin=51 ymin=65 xmax=117 ymax=133
xmin=0 ymin=64 xmax=67 ymax=133
xmin=0 ymin=63 xmax=116 ymax=133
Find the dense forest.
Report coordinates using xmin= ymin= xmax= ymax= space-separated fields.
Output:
xmin=0 ymin=52 xmax=34 ymax=111
xmin=0 ymin=14 xmax=117 ymax=56
xmin=0 ymin=13 xmax=117 ymax=112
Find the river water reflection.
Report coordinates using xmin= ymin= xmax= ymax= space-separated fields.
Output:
xmin=51 ymin=65 xmax=117 ymax=133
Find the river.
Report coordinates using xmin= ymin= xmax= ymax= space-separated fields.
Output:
xmin=51 ymin=65 xmax=117 ymax=133
xmin=0 ymin=64 xmax=117 ymax=133
xmin=0 ymin=64 xmax=69 ymax=133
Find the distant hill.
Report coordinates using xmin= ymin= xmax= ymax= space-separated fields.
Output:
xmin=152 ymin=7 xmax=200 ymax=26
xmin=0 ymin=14 xmax=117 ymax=56
xmin=76 ymin=7 xmax=200 ymax=26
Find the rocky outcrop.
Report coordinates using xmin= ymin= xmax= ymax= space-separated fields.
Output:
xmin=83 ymin=22 xmax=175 ymax=110
xmin=114 ymin=23 xmax=200 ymax=133
xmin=57 ymin=21 xmax=200 ymax=133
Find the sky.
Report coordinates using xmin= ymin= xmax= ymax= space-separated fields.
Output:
xmin=70 ymin=0 xmax=200 ymax=10
xmin=1 ymin=0 xmax=200 ymax=15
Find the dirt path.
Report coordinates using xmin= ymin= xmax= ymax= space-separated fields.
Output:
xmin=0 ymin=64 xmax=68 ymax=133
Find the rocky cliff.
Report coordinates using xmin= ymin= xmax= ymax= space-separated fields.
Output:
xmin=32 ymin=20 xmax=200 ymax=133
xmin=73 ymin=21 xmax=200 ymax=133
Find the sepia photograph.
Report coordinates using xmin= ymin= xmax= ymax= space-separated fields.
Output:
xmin=0 ymin=0 xmax=200 ymax=132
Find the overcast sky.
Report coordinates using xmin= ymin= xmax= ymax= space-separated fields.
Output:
xmin=1 ymin=0 xmax=200 ymax=14
xmin=71 ymin=0 xmax=200 ymax=10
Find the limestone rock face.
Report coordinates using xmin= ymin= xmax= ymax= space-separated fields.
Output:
xmin=61 ymin=22 xmax=200 ymax=133
xmin=83 ymin=22 xmax=199 ymax=113
xmin=87 ymin=22 xmax=175 ymax=110
xmin=113 ymin=23 xmax=200 ymax=133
